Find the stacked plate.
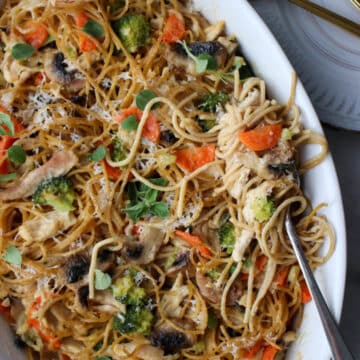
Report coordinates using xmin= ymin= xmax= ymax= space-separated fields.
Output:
xmin=252 ymin=0 xmax=360 ymax=131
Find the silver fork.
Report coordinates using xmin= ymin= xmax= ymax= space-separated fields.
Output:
xmin=285 ymin=171 xmax=354 ymax=360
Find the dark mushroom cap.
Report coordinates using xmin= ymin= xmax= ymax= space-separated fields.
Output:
xmin=52 ymin=52 xmax=74 ymax=85
xmin=151 ymin=329 xmax=189 ymax=355
xmin=64 ymin=254 xmax=89 ymax=284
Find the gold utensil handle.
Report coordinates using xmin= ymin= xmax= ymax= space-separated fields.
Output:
xmin=289 ymin=0 xmax=360 ymax=37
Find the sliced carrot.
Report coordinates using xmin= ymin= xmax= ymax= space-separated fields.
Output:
xmin=256 ymin=255 xmax=268 ymax=272
xmin=261 ymin=345 xmax=278 ymax=360
xmin=238 ymin=124 xmax=282 ymax=151
xmin=27 ymin=317 xmax=61 ymax=348
xmin=175 ymin=230 xmax=212 ymax=258
xmin=26 ymin=296 xmax=42 ymax=317
xmin=33 ymin=72 xmax=49 ymax=86
xmin=162 ymin=13 xmax=185 ymax=43
xmin=22 ymin=21 xmax=49 ymax=49
xmin=174 ymin=144 xmax=215 ymax=173
xmin=74 ymin=12 xmax=90 ymax=27
xmin=275 ymin=266 xmax=290 ymax=288
xmin=78 ymin=32 xmax=97 ymax=52
xmin=242 ymin=342 xmax=262 ymax=358
xmin=103 ymin=159 xmax=122 ymax=180
xmin=114 ymin=107 xmax=160 ymax=143
xmin=300 ymin=280 xmax=312 ymax=303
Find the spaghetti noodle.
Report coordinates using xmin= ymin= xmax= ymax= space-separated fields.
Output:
xmin=0 ymin=0 xmax=334 ymax=359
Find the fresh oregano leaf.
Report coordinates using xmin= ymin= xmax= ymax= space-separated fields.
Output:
xmin=181 ymin=41 xmax=217 ymax=74
xmin=2 ymin=245 xmax=22 ymax=266
xmin=11 ymin=43 xmax=35 ymax=60
xmin=136 ymin=89 xmax=159 ymax=111
xmin=7 ymin=145 xmax=26 ymax=164
xmin=88 ymin=145 xmax=106 ymax=162
xmin=0 ymin=112 xmax=15 ymax=136
xmin=83 ymin=20 xmax=105 ymax=39
xmin=121 ymin=114 xmax=138 ymax=131
xmin=150 ymin=202 xmax=169 ymax=218
xmin=94 ymin=269 xmax=112 ymax=290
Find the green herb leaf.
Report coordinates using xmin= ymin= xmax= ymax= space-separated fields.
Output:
xmin=0 ymin=112 xmax=15 ymax=136
xmin=150 ymin=201 xmax=169 ymax=218
xmin=97 ymin=357 xmax=112 ymax=360
xmin=83 ymin=20 xmax=105 ymax=39
xmin=44 ymin=35 xmax=56 ymax=46
xmin=0 ymin=173 xmax=16 ymax=182
xmin=182 ymin=41 xmax=217 ymax=74
xmin=88 ymin=145 xmax=106 ymax=162
xmin=121 ymin=115 xmax=138 ymax=131
xmin=145 ymin=188 xmax=158 ymax=203
xmin=122 ymin=202 xmax=147 ymax=222
xmin=11 ymin=43 xmax=35 ymax=60
xmin=7 ymin=145 xmax=26 ymax=164
xmin=2 ymin=245 xmax=22 ymax=266
xmin=243 ymin=257 xmax=252 ymax=269
xmin=136 ymin=89 xmax=159 ymax=111
xmin=95 ymin=269 xmax=112 ymax=290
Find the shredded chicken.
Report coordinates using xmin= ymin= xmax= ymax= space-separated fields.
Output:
xmin=232 ymin=229 xmax=254 ymax=263
xmin=113 ymin=342 xmax=164 ymax=360
xmin=19 ymin=211 xmax=76 ymax=243
xmin=0 ymin=150 xmax=78 ymax=201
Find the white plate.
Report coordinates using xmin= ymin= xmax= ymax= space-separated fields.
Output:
xmin=0 ymin=1 xmax=347 ymax=359
xmin=193 ymin=0 xmax=347 ymax=358
xmin=253 ymin=0 xmax=360 ymax=131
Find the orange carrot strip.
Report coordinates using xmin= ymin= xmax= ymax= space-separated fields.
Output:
xmin=22 ymin=21 xmax=49 ymax=49
xmin=238 ymin=124 xmax=282 ymax=151
xmin=103 ymin=159 xmax=122 ymax=180
xmin=275 ymin=266 xmax=290 ymax=288
xmin=161 ymin=13 xmax=185 ymax=43
xmin=261 ymin=345 xmax=278 ymax=360
xmin=300 ymin=280 xmax=312 ymax=303
xmin=114 ymin=107 xmax=160 ymax=143
xmin=242 ymin=342 xmax=263 ymax=358
xmin=74 ymin=12 xmax=89 ymax=27
xmin=78 ymin=33 xmax=97 ymax=52
xmin=174 ymin=144 xmax=215 ymax=172
xmin=175 ymin=230 xmax=212 ymax=258
xmin=255 ymin=255 xmax=268 ymax=272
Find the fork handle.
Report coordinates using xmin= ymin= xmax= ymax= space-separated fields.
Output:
xmin=285 ymin=214 xmax=354 ymax=360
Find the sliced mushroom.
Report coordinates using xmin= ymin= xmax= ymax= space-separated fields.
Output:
xmin=160 ymin=273 xmax=189 ymax=318
xmin=64 ymin=254 xmax=89 ymax=284
xmin=169 ymin=41 xmax=228 ymax=74
xmin=121 ymin=226 xmax=164 ymax=265
xmin=97 ymin=249 xmax=116 ymax=273
xmin=92 ymin=290 xmax=125 ymax=314
xmin=44 ymin=52 xmax=85 ymax=93
xmin=195 ymin=269 xmax=243 ymax=306
xmin=150 ymin=321 xmax=196 ymax=355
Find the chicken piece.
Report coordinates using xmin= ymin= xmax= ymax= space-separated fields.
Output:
xmin=0 ymin=150 xmax=78 ymax=201
xmin=113 ymin=342 xmax=164 ymax=360
xmin=2 ymin=52 xmax=37 ymax=85
xmin=232 ymin=229 xmax=254 ymax=263
xmin=18 ymin=211 xmax=76 ymax=243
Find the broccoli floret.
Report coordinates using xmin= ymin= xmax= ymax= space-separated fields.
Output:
xmin=219 ymin=221 xmax=235 ymax=255
xmin=113 ymin=14 xmax=150 ymax=53
xmin=111 ymin=136 xmax=127 ymax=162
xmin=207 ymin=269 xmax=221 ymax=280
xmin=252 ymin=197 xmax=275 ymax=223
xmin=113 ymin=305 xmax=153 ymax=335
xmin=32 ymin=176 xmax=76 ymax=211
xmin=198 ymin=92 xmax=229 ymax=113
xmin=112 ymin=273 xmax=146 ymax=306
xmin=197 ymin=118 xmax=217 ymax=132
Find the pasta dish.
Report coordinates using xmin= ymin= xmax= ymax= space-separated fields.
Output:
xmin=0 ymin=0 xmax=335 ymax=359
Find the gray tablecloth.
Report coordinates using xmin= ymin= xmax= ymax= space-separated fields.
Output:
xmin=324 ymin=126 xmax=360 ymax=358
